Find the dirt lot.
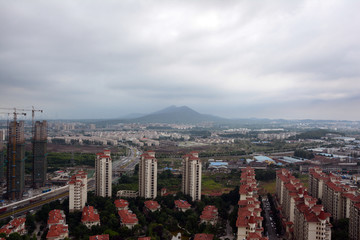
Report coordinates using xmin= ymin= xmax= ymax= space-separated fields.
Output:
xmin=25 ymin=143 xmax=120 ymax=153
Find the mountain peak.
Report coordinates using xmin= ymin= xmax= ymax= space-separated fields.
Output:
xmin=133 ymin=105 xmax=223 ymax=123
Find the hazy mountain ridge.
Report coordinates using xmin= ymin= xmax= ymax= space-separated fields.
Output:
xmin=131 ymin=105 xmax=224 ymax=124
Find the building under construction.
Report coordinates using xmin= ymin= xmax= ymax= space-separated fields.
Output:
xmin=0 ymin=130 xmax=5 ymax=184
xmin=33 ymin=121 xmax=47 ymax=188
xmin=7 ymin=121 xmax=26 ymax=200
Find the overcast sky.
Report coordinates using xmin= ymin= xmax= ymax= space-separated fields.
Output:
xmin=1 ymin=0 xmax=360 ymax=120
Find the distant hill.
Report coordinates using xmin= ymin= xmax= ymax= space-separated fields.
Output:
xmin=131 ymin=105 xmax=225 ymax=124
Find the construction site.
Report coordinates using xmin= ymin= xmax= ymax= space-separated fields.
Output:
xmin=0 ymin=107 xmax=47 ymax=201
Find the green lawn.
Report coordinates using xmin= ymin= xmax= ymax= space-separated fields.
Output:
xmin=259 ymin=180 xmax=276 ymax=194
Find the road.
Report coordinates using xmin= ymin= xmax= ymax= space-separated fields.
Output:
xmin=0 ymin=186 xmax=69 ymax=220
xmin=262 ymin=197 xmax=279 ymax=240
xmin=112 ymin=145 xmax=140 ymax=183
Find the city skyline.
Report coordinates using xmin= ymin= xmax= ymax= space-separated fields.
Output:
xmin=1 ymin=1 xmax=360 ymax=120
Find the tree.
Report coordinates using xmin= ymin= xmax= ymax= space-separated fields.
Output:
xmin=7 ymin=233 xmax=22 ymax=240
xmin=25 ymin=214 xmax=36 ymax=235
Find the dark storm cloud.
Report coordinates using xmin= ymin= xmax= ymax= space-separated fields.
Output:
xmin=0 ymin=0 xmax=360 ymax=119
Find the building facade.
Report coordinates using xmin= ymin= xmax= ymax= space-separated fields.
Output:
xmin=276 ymin=169 xmax=332 ymax=240
xmin=7 ymin=121 xmax=25 ymax=200
xmin=95 ymin=150 xmax=112 ymax=197
xmin=69 ymin=171 xmax=87 ymax=212
xmin=236 ymin=167 xmax=267 ymax=240
xmin=139 ymin=151 xmax=157 ymax=199
xmin=182 ymin=151 xmax=202 ymax=201
xmin=33 ymin=120 xmax=47 ymax=188
xmin=349 ymin=195 xmax=360 ymax=240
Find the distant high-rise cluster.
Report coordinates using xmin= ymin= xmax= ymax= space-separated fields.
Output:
xmin=95 ymin=150 xmax=112 ymax=197
xmin=33 ymin=121 xmax=48 ymax=188
xmin=7 ymin=121 xmax=26 ymax=200
xmin=139 ymin=151 xmax=157 ymax=199
xmin=182 ymin=151 xmax=202 ymax=201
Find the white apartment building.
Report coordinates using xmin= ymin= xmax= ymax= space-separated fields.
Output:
xmin=69 ymin=171 xmax=87 ymax=212
xmin=182 ymin=151 xmax=202 ymax=201
xmin=139 ymin=151 xmax=157 ymax=199
xmin=95 ymin=150 xmax=112 ymax=197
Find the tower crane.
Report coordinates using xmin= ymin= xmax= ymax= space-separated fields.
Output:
xmin=0 ymin=107 xmax=43 ymax=200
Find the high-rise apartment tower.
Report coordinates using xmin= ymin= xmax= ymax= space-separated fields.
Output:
xmin=69 ymin=171 xmax=87 ymax=212
xmin=95 ymin=150 xmax=112 ymax=197
xmin=182 ymin=151 xmax=202 ymax=201
xmin=33 ymin=121 xmax=47 ymax=188
xmin=139 ymin=151 xmax=157 ymax=199
xmin=7 ymin=121 xmax=26 ymax=200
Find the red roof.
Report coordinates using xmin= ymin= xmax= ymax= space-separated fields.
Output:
xmin=90 ymin=235 xmax=109 ymax=240
xmin=118 ymin=210 xmax=138 ymax=224
xmin=138 ymin=237 xmax=151 ymax=240
xmin=0 ymin=217 xmax=26 ymax=235
xmin=194 ymin=234 xmax=214 ymax=240
xmin=48 ymin=209 xmax=65 ymax=225
xmin=82 ymin=206 xmax=100 ymax=223
xmin=114 ymin=199 xmax=129 ymax=209
xmin=354 ymin=202 xmax=360 ymax=210
xmin=144 ymin=200 xmax=160 ymax=210
xmin=46 ymin=224 xmax=68 ymax=238
xmin=200 ymin=205 xmax=218 ymax=221
xmin=175 ymin=200 xmax=191 ymax=209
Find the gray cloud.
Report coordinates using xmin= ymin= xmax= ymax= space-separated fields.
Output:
xmin=0 ymin=0 xmax=360 ymax=120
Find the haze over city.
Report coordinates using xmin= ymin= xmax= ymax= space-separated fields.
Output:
xmin=1 ymin=0 xmax=360 ymax=120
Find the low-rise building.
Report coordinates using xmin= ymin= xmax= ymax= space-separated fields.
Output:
xmin=116 ymin=190 xmax=138 ymax=198
xmin=89 ymin=234 xmax=109 ymax=240
xmin=46 ymin=224 xmax=69 ymax=240
xmin=174 ymin=200 xmax=191 ymax=212
xmin=114 ymin=199 xmax=129 ymax=210
xmin=118 ymin=209 xmax=138 ymax=229
xmin=81 ymin=206 xmax=100 ymax=228
xmin=194 ymin=233 xmax=214 ymax=240
xmin=200 ymin=205 xmax=218 ymax=225
xmin=144 ymin=200 xmax=160 ymax=212
xmin=47 ymin=210 xmax=66 ymax=228
xmin=0 ymin=217 xmax=26 ymax=236
xmin=138 ymin=237 xmax=151 ymax=240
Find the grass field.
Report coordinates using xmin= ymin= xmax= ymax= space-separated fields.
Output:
xmin=202 ymin=175 xmax=224 ymax=192
xmin=259 ymin=180 xmax=276 ymax=194
xmin=298 ymin=174 xmax=309 ymax=188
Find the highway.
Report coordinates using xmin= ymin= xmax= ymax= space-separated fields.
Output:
xmin=112 ymin=145 xmax=140 ymax=183
xmin=0 ymin=186 xmax=69 ymax=220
